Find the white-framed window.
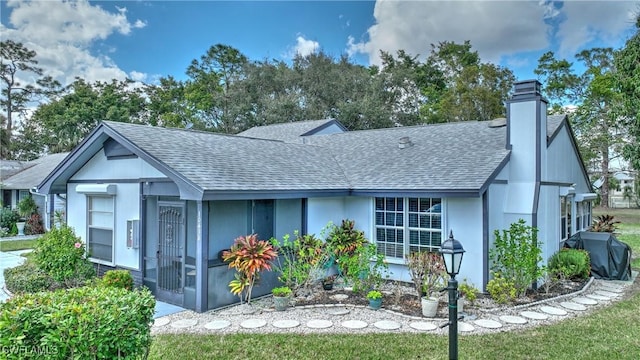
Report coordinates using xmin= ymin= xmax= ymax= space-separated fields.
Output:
xmin=576 ymin=202 xmax=583 ymax=231
xmin=375 ymin=197 xmax=442 ymax=259
xmin=18 ymin=190 xmax=29 ymax=202
xmin=560 ymin=196 xmax=570 ymax=241
xmin=582 ymin=201 xmax=592 ymax=230
xmin=87 ymin=195 xmax=114 ymax=264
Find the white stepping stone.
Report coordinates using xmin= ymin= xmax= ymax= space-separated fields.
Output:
xmin=599 ymin=284 xmax=623 ymax=292
xmin=586 ymin=294 xmax=610 ymax=301
xmin=520 ymin=311 xmax=548 ymax=320
xmin=374 ymin=320 xmax=401 ymax=330
xmin=330 ymin=294 xmax=349 ymax=301
xmin=342 ymin=320 xmax=368 ymax=329
xmin=458 ymin=322 xmax=475 ymax=332
xmin=171 ymin=319 xmax=198 ymax=328
xmin=307 ymin=320 xmax=333 ymax=329
xmin=153 ymin=318 xmax=170 ymax=327
xmin=540 ymin=306 xmax=567 ymax=316
xmin=409 ymin=322 xmax=438 ymax=331
xmin=329 ymin=308 xmax=351 ymax=316
xmin=572 ymin=297 xmax=598 ymax=305
xmin=474 ymin=319 xmax=502 ymax=329
xmin=204 ymin=320 xmax=231 ymax=330
xmin=240 ymin=319 xmax=267 ymax=329
xmin=500 ymin=315 xmax=527 ymax=325
xmin=594 ymin=290 xmax=619 ymax=298
xmin=272 ymin=320 xmax=300 ymax=329
xmin=560 ymin=302 xmax=587 ymax=311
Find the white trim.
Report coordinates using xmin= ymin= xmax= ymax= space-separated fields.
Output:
xmin=559 ymin=186 xmax=575 ymax=197
xmin=76 ymin=184 xmax=117 ymax=195
xmin=575 ymin=193 xmax=597 ymax=201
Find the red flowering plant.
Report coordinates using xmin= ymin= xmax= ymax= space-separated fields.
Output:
xmin=222 ymin=234 xmax=278 ymax=304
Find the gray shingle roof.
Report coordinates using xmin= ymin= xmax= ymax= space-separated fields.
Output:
xmin=237 ymin=119 xmax=339 ymax=142
xmin=301 ymin=121 xmax=510 ymax=192
xmin=547 ymin=115 xmax=565 ymax=139
xmin=104 ymin=122 xmax=350 ymax=192
xmin=2 ymin=153 xmax=69 ymax=189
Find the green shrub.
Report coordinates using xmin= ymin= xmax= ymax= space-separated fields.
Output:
xmin=0 ymin=286 xmax=156 ymax=360
xmin=490 ymin=219 xmax=545 ymax=297
xmin=548 ymin=248 xmax=591 ymax=280
xmin=326 ymin=219 xmax=367 ymax=258
xmin=100 ymin=269 xmax=134 ymax=290
xmin=4 ymin=261 xmax=54 ymax=294
xmin=0 ymin=207 xmax=19 ymax=234
xmin=487 ymin=273 xmax=517 ymax=304
xmin=17 ymin=196 xmax=37 ymax=219
xmin=270 ymin=231 xmax=327 ymax=294
xmin=33 ymin=225 xmax=95 ymax=286
xmin=272 ymin=286 xmax=292 ymax=297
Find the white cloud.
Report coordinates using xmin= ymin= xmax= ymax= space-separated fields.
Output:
xmin=2 ymin=0 xmax=147 ymax=86
xmin=288 ymin=35 xmax=320 ymax=58
xmin=347 ymin=0 xmax=639 ymax=66
xmin=555 ymin=1 xmax=638 ymax=57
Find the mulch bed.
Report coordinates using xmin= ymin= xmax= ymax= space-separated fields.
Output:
xmin=292 ymin=278 xmax=590 ymax=319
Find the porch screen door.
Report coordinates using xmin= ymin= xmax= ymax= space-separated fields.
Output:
xmin=156 ymin=202 xmax=185 ymax=305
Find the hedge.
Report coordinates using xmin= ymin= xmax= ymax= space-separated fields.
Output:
xmin=3 ymin=261 xmax=54 ymax=294
xmin=0 ymin=286 xmax=156 ymax=359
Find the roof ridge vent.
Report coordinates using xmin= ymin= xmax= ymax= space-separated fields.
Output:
xmin=488 ymin=118 xmax=507 ymax=128
xmin=398 ymin=136 xmax=413 ymax=149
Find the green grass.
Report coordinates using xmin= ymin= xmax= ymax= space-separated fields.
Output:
xmin=150 ymin=289 xmax=640 ymax=359
xmin=0 ymin=238 xmax=37 ymax=252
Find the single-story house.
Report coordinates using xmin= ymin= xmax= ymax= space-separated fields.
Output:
xmin=37 ymin=80 xmax=595 ymax=312
xmin=593 ymin=171 xmax=638 ymax=208
xmin=1 ymin=153 xmax=68 ymax=230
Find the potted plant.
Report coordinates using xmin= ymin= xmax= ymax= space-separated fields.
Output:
xmin=366 ymin=290 xmax=383 ymax=310
xmin=16 ymin=196 xmax=37 ymax=236
xmin=272 ymin=286 xmax=292 ymax=311
xmin=322 ymin=275 xmax=336 ymax=290
xmin=406 ymin=251 xmax=447 ymax=317
xmin=458 ymin=279 xmax=479 ymax=313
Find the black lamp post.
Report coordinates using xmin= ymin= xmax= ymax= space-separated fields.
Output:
xmin=440 ymin=231 xmax=465 ymax=360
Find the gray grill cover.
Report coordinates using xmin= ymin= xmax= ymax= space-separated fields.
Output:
xmin=564 ymin=231 xmax=632 ymax=280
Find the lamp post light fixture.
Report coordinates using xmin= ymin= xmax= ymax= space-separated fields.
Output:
xmin=440 ymin=231 xmax=465 ymax=360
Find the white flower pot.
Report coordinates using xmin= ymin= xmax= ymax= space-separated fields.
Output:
xmin=421 ymin=296 xmax=439 ymax=317
xmin=16 ymin=222 xmax=26 ymax=236
xmin=457 ymin=297 xmax=465 ymax=313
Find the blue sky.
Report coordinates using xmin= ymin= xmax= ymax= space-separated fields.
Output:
xmin=1 ymin=0 xmax=639 ymax=87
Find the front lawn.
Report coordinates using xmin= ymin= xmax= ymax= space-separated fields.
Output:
xmin=0 ymin=238 xmax=38 ymax=252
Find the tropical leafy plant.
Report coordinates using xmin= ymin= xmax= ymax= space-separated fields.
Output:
xmin=16 ymin=195 xmax=37 ymax=220
xmin=590 ymin=214 xmax=620 ymax=233
xmin=325 ymin=219 xmax=367 ymax=258
xmin=222 ymin=234 xmax=278 ymax=304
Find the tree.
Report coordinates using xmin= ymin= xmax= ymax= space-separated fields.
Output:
xmin=185 ymin=44 xmax=249 ymax=133
xmin=615 ymin=14 xmax=640 ymax=172
xmin=0 ymin=40 xmax=60 ymax=158
xmin=16 ymin=78 xmax=147 ymax=155
xmin=536 ymin=48 xmax=626 ymax=208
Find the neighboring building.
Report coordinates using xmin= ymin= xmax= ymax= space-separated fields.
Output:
xmin=1 ymin=153 xmax=68 ymax=230
xmin=593 ymin=171 xmax=638 ymax=208
xmin=38 ymin=80 xmax=595 ymax=312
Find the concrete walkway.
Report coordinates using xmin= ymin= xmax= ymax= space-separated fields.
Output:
xmin=0 ymin=249 xmax=30 ymax=302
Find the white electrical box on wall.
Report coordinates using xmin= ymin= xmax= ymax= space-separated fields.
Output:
xmin=127 ymin=219 xmax=140 ymax=249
